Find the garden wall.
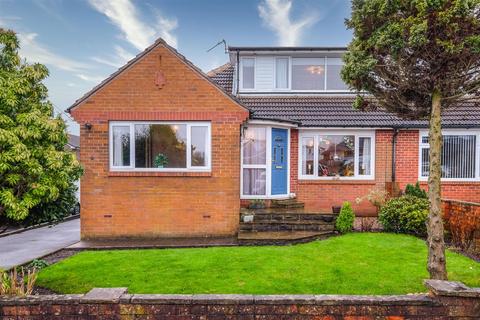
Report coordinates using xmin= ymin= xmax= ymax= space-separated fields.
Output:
xmin=443 ymin=199 xmax=480 ymax=256
xmin=1 ymin=281 xmax=479 ymax=319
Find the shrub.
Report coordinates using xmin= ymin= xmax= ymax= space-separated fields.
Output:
xmin=404 ymin=182 xmax=427 ymax=199
xmin=28 ymin=259 xmax=49 ymax=270
xmin=443 ymin=201 xmax=480 ymax=255
xmin=379 ymin=195 xmax=429 ymax=236
xmin=0 ymin=267 xmax=37 ymax=296
xmin=336 ymin=202 xmax=355 ymax=234
xmin=23 ymin=183 xmax=79 ymax=226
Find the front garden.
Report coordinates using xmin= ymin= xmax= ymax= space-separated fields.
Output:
xmin=36 ymin=233 xmax=480 ymax=295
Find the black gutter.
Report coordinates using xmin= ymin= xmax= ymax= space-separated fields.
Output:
xmin=228 ymin=46 xmax=347 ymax=52
xmin=249 ymin=116 xmax=301 ymax=125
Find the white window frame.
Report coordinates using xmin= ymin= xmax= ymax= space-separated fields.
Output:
xmin=418 ymin=129 xmax=480 ymax=182
xmin=238 ymin=55 xmax=350 ymax=93
xmin=239 ymin=57 xmax=256 ymax=91
xmin=298 ymin=129 xmax=375 ymax=180
xmin=273 ymin=56 xmax=291 ymax=90
xmin=240 ymin=125 xmax=291 ymax=199
xmin=109 ymin=121 xmax=211 ymax=172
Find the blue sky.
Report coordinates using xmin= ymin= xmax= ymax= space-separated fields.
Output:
xmin=0 ymin=0 xmax=352 ymax=134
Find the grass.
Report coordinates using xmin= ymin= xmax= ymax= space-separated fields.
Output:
xmin=36 ymin=233 xmax=480 ymax=295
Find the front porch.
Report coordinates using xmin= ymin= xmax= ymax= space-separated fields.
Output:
xmin=238 ymin=198 xmax=338 ymax=244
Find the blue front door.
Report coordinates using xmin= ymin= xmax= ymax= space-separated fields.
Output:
xmin=271 ymin=128 xmax=288 ymax=195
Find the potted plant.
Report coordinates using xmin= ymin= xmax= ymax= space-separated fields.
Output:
xmin=154 ymin=153 xmax=168 ymax=168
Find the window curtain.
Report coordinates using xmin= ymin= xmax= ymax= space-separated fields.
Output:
xmin=243 ymin=169 xmax=266 ymax=195
xmin=276 ymin=58 xmax=289 ymax=89
xmin=359 ymin=137 xmax=371 ymax=175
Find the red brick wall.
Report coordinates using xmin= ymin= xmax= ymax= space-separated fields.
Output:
xmin=290 ymin=130 xmax=393 ymax=216
xmin=291 ymin=128 xmax=480 ymax=216
xmin=395 ymin=130 xmax=480 ymax=203
xmin=71 ymin=44 xmax=249 ymax=239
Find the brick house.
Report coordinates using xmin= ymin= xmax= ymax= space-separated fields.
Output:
xmin=69 ymin=38 xmax=480 ymax=240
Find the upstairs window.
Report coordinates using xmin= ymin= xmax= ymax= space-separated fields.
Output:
xmin=241 ymin=58 xmax=255 ymax=89
xmin=110 ymin=122 xmax=211 ymax=171
xmin=292 ymin=58 xmax=325 ymax=90
xmin=275 ymin=57 xmax=289 ymax=89
xmin=326 ymin=58 xmax=349 ymax=91
xmin=419 ymin=131 xmax=479 ymax=180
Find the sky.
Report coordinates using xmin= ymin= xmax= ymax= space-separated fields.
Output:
xmin=0 ymin=0 xmax=352 ymax=134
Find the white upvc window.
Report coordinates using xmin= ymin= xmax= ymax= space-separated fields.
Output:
xmin=240 ymin=57 xmax=255 ymax=90
xmin=109 ymin=121 xmax=211 ymax=172
xmin=418 ymin=130 xmax=480 ymax=181
xmin=241 ymin=127 xmax=267 ymax=196
xmin=298 ymin=130 xmax=375 ymax=180
xmin=274 ymin=57 xmax=290 ymax=89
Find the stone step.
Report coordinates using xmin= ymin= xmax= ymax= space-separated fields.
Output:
xmin=270 ymin=202 xmax=305 ymax=209
xmin=251 ymin=214 xmax=336 ymax=223
xmin=239 ymin=223 xmax=335 ymax=232
xmin=237 ymin=231 xmax=335 ymax=245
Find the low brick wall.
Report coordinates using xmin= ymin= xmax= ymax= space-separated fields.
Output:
xmin=443 ymin=199 xmax=480 ymax=256
xmin=1 ymin=281 xmax=479 ymax=319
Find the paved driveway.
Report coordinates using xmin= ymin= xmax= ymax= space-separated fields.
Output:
xmin=0 ymin=218 xmax=80 ymax=270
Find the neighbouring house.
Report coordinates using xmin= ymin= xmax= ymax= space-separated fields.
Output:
xmin=68 ymin=38 xmax=480 ymax=239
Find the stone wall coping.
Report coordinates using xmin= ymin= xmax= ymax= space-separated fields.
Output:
xmin=442 ymin=198 xmax=480 ymax=207
xmin=424 ymin=280 xmax=480 ymax=298
xmin=1 ymin=281 xmax=478 ymax=306
xmin=0 ymin=293 xmax=433 ymax=306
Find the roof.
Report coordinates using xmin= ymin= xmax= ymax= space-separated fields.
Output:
xmin=207 ymin=63 xmax=234 ymax=94
xmin=67 ymin=38 xmax=248 ymax=113
xmin=67 ymin=134 xmax=80 ymax=148
xmin=228 ymin=46 xmax=347 ymax=52
xmin=208 ymin=63 xmax=480 ymax=128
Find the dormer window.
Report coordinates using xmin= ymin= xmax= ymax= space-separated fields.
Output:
xmin=237 ymin=54 xmax=349 ymax=93
xmin=326 ymin=58 xmax=348 ymax=91
xmin=292 ymin=58 xmax=325 ymax=90
xmin=275 ymin=57 xmax=289 ymax=89
xmin=241 ymin=57 xmax=255 ymax=89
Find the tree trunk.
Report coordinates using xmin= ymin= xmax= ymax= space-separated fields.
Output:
xmin=427 ymin=89 xmax=447 ymax=280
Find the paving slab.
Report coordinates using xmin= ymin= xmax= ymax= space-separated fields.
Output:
xmin=68 ymin=236 xmax=238 ymax=249
xmin=0 ymin=218 xmax=80 ymax=270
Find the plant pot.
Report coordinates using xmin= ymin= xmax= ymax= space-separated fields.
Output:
xmin=332 ymin=206 xmax=341 ymax=214
xmin=243 ymin=214 xmax=254 ymax=223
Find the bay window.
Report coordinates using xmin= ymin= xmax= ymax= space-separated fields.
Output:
xmin=419 ymin=131 xmax=479 ymax=180
xmin=110 ymin=122 xmax=211 ymax=171
xmin=299 ymin=131 xmax=375 ymax=179
xmin=242 ymin=127 xmax=267 ymax=195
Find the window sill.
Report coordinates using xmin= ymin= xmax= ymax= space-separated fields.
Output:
xmin=108 ymin=171 xmax=212 ymax=177
xmin=297 ymin=179 xmax=376 ymax=185
xmin=418 ymin=180 xmax=480 ymax=185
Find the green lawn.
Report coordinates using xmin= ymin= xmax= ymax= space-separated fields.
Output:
xmin=36 ymin=233 xmax=480 ymax=295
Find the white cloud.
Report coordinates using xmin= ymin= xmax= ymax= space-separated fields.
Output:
xmin=258 ymin=0 xmax=318 ymax=46
xmin=88 ymin=0 xmax=178 ymax=49
xmin=76 ymin=73 xmax=106 ymax=83
xmin=17 ymin=33 xmax=90 ymax=72
xmin=91 ymin=45 xmax=135 ymax=68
